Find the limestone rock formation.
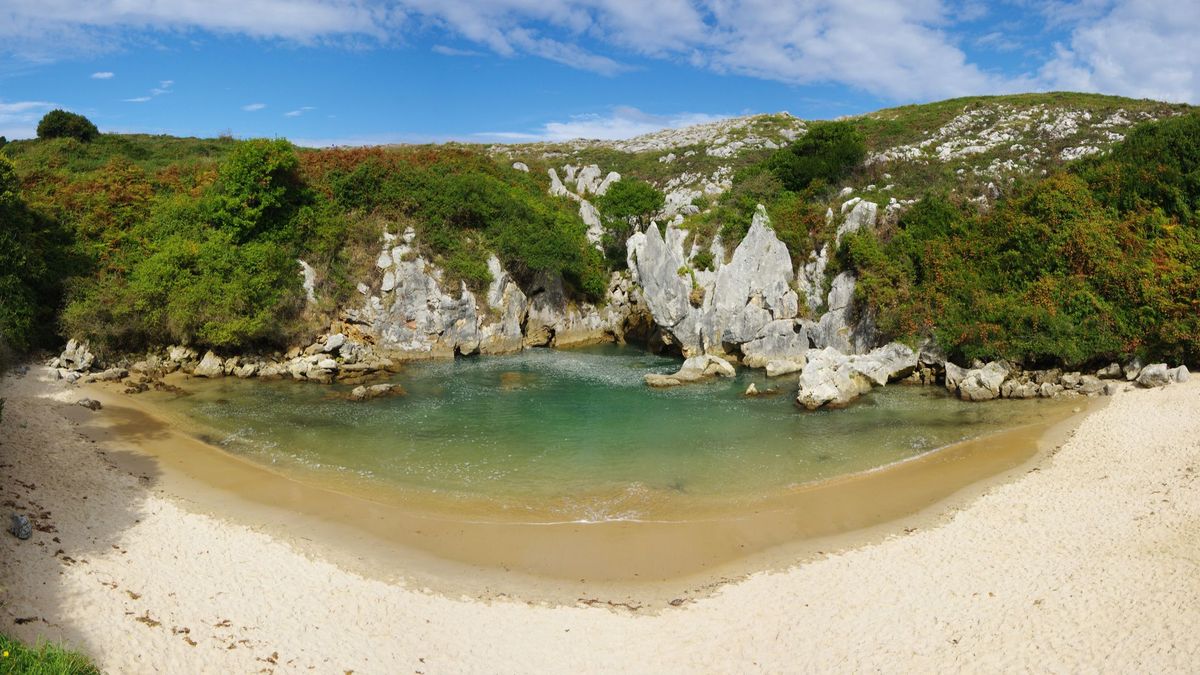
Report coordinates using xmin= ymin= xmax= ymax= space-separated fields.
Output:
xmin=56 ymin=339 xmax=95 ymax=372
xmin=796 ymin=343 xmax=917 ymax=409
xmin=644 ymin=354 xmax=736 ymax=387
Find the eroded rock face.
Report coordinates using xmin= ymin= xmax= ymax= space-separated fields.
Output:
xmin=809 ymin=272 xmax=876 ymax=355
xmin=630 ymin=205 xmax=880 ymax=364
xmin=345 ymin=232 xmax=633 ymax=361
xmin=741 ymin=320 xmax=809 ymax=368
xmin=699 ymin=207 xmax=799 ymax=350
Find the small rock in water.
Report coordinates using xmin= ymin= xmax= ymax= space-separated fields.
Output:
xmin=744 ymin=383 xmax=758 ymax=396
xmin=77 ymin=398 xmax=102 ymax=411
xmin=9 ymin=514 xmax=32 ymax=540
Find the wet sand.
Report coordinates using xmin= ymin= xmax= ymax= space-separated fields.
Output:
xmin=3 ymin=367 xmax=1197 ymax=673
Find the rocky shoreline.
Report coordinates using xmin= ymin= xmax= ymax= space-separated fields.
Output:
xmin=42 ymin=193 xmax=1192 ymax=409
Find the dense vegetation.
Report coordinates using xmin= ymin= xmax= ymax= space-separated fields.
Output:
xmin=1 ymin=98 xmax=1197 ymax=370
xmin=0 ymin=633 xmax=99 ymax=675
xmin=845 ymin=114 xmax=1200 ymax=367
xmin=0 ymin=116 xmax=603 ymax=357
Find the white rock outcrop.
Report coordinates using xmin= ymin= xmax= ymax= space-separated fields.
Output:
xmin=644 ymin=354 xmax=736 ymax=387
xmin=796 ymin=343 xmax=917 ymax=409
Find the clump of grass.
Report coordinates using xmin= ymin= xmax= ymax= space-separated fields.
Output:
xmin=0 ymin=633 xmax=100 ymax=675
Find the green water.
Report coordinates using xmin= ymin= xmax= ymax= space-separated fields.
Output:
xmin=154 ymin=344 xmax=1065 ymax=522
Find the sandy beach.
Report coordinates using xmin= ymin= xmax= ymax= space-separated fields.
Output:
xmin=2 ymin=368 xmax=1198 ymax=673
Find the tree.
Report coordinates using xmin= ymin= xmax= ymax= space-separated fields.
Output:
xmin=767 ymin=121 xmax=865 ymax=192
xmin=36 ymin=110 xmax=100 ymax=142
xmin=594 ymin=178 xmax=665 ymax=264
xmin=596 ymin=178 xmax=664 ymax=231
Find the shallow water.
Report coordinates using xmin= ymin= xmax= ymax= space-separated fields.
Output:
xmin=153 ymin=344 xmax=1066 ymax=523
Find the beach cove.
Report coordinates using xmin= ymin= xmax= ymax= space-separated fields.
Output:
xmin=2 ymin=366 xmax=1198 ymax=672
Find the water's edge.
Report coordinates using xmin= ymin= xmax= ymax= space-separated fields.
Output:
xmin=70 ymin=374 xmax=1094 ymax=608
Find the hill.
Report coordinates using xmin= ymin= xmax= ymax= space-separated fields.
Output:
xmin=1 ymin=92 xmax=1197 ymax=371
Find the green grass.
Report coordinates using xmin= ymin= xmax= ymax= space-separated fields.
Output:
xmin=1 ymin=133 xmax=237 ymax=175
xmin=0 ymin=633 xmax=99 ymax=675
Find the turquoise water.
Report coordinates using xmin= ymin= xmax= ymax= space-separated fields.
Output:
xmin=155 ymin=345 xmax=1063 ymax=522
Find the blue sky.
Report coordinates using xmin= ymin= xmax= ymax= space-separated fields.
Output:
xmin=2 ymin=1 xmax=1197 ymax=146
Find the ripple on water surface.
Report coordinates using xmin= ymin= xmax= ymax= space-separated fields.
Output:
xmin=156 ymin=344 xmax=1064 ymax=523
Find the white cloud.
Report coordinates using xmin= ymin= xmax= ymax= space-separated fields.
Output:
xmin=122 ymin=78 xmax=172 ymax=103
xmin=242 ymin=102 xmax=267 ymax=112
xmin=284 ymin=106 xmax=316 ymax=117
xmin=91 ymin=70 xmax=114 ymax=79
xmin=432 ymin=44 xmax=482 ymax=57
xmin=477 ymin=106 xmax=729 ymax=142
xmin=5 ymin=1 xmax=1200 ymax=102
xmin=0 ymin=99 xmax=56 ymax=139
xmin=1038 ymin=0 xmax=1200 ymax=103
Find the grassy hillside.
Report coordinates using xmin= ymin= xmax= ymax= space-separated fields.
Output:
xmin=1 ymin=92 xmax=1196 ymax=368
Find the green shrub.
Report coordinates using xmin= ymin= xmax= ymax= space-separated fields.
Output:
xmin=766 ymin=121 xmax=865 ymax=192
xmin=0 ymin=156 xmax=72 ymax=351
xmin=36 ymin=110 xmax=99 ymax=142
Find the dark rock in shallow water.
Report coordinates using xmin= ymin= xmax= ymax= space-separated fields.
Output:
xmin=9 ymin=514 xmax=32 ymax=540
xmin=76 ymin=398 xmax=102 ymax=411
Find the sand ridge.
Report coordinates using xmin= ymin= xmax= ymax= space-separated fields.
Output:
xmin=1 ymin=369 xmax=1198 ymax=673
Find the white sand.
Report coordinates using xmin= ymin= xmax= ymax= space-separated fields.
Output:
xmin=2 ymin=369 xmax=1198 ymax=673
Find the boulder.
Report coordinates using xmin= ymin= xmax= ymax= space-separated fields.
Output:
xmin=1169 ymin=365 xmax=1190 ymax=383
xmin=167 ymin=345 xmax=198 ymax=366
xmin=944 ymin=362 xmax=968 ymax=393
xmin=234 ymin=363 xmax=259 ymax=379
xmin=512 ymin=161 xmax=529 ymax=172
xmin=796 ymin=347 xmax=872 ymax=410
xmin=82 ymin=367 xmax=128 ymax=383
xmin=1039 ymin=382 xmax=1064 ymax=398
xmin=76 ymin=398 xmax=102 ymax=411
xmin=765 ymin=359 xmax=805 ymax=378
xmin=323 ymin=333 xmax=346 ymax=353
xmin=1001 ymin=380 xmax=1039 ymax=399
xmin=1060 ymin=372 xmax=1082 ymax=389
xmin=1136 ymin=363 xmax=1171 ymax=388
xmin=948 ymin=361 xmax=1010 ymax=401
xmin=193 ymin=351 xmax=226 ymax=378
xmin=1096 ymin=363 xmax=1122 ymax=379
xmin=744 ymin=383 xmax=759 ymax=396
xmin=1077 ymin=375 xmax=1106 ymax=395
xmin=1123 ymin=358 xmax=1143 ymax=381
xmin=645 ymin=355 xmax=736 ymax=387
xmin=1034 ymin=368 xmax=1062 ymax=385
